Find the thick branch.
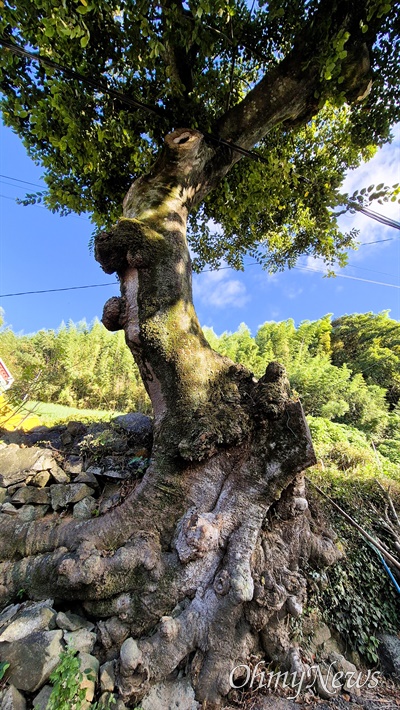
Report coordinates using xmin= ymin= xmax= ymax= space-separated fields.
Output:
xmin=211 ymin=0 xmax=373 ymax=172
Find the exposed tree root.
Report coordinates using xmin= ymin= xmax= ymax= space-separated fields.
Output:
xmin=0 ymin=391 xmax=341 ymax=708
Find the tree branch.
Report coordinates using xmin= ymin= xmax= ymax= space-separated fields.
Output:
xmin=212 ymin=0 xmax=373 ymax=163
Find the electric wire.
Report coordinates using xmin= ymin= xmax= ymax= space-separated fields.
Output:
xmin=2 ymin=259 xmax=400 ymax=298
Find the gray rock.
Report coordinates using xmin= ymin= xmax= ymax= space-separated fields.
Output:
xmin=86 ymin=466 xmax=102 ymax=476
xmin=1 ymin=502 xmax=18 ymax=515
xmin=55 ymin=611 xmax=95 ymax=632
xmin=64 ymin=456 xmax=83 ymax=474
xmin=0 ymin=685 xmax=26 ymax=710
xmin=18 ymin=504 xmax=49 ymax=522
xmin=0 ymin=445 xmax=54 ymax=487
xmin=0 ymin=629 xmax=64 ymax=692
xmin=7 ymin=483 xmax=26 ymax=496
xmin=0 ymin=604 xmax=20 ymax=630
xmin=50 ymin=483 xmax=94 ymax=510
xmin=314 ymin=666 xmax=342 ymax=700
xmin=141 ymin=677 xmax=199 ymax=710
xmin=32 ymin=684 xmax=52 ymax=710
xmin=112 ymin=412 xmax=153 ymax=441
xmin=0 ymin=604 xmax=56 ymax=642
xmin=30 ymin=451 xmax=54 ymax=472
xmin=378 ymin=632 xmax=400 ymax=680
xmin=73 ymin=496 xmax=98 ymax=520
xmin=102 ymin=469 xmax=131 ymax=480
xmin=329 ymin=652 xmax=360 ymax=695
xmin=75 ymin=470 xmax=99 ymax=487
xmin=61 ymin=431 xmax=72 ymax=445
xmin=31 ymin=471 xmax=51 ymax=487
xmin=78 ymin=652 xmax=99 ymax=707
xmin=64 ymin=628 xmax=97 ymax=653
xmin=12 ymin=486 xmax=50 ymax=505
xmin=49 ymin=463 xmax=69 ymax=483
xmin=100 ymin=660 xmax=115 ymax=692
xmin=0 ymin=486 xmax=7 ymax=504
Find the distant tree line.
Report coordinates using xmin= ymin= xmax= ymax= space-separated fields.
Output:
xmin=0 ymin=310 xmax=399 ymax=438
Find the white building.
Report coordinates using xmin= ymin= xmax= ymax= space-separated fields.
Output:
xmin=0 ymin=358 xmax=14 ymax=391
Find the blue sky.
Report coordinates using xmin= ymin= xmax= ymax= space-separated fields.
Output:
xmin=0 ymin=121 xmax=399 ymax=336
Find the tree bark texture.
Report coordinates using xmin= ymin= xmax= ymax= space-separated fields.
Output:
xmin=0 ymin=130 xmax=342 ymax=707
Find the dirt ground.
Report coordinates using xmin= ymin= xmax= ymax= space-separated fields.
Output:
xmin=225 ymin=671 xmax=399 ymax=710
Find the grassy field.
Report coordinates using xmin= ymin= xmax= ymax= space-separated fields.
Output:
xmin=28 ymin=401 xmax=123 ymax=426
xmin=0 ymin=397 xmax=122 ymax=430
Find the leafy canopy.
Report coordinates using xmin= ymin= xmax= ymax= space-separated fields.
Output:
xmin=1 ymin=0 xmax=399 ymax=270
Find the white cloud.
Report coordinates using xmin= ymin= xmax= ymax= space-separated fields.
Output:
xmin=339 ymin=123 xmax=400 ymax=250
xmin=286 ymin=286 xmax=304 ymax=299
xmin=193 ymin=266 xmax=250 ymax=309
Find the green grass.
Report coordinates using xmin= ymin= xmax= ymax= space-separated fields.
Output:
xmin=27 ymin=400 xmax=124 ymax=426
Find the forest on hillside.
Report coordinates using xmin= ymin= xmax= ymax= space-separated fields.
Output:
xmin=1 ymin=309 xmax=399 ymax=444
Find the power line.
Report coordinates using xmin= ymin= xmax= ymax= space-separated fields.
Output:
xmin=360 ymin=238 xmax=396 ymax=245
xmin=0 ymin=174 xmax=46 ymax=189
xmin=0 ymin=37 xmax=271 ymax=167
xmin=2 ymin=259 xmax=400 ymax=299
xmin=353 ymin=204 xmax=400 ymax=231
xmin=0 ymin=283 xmax=118 ymax=298
xmin=2 ymin=38 xmax=400 ymax=232
xmin=294 ymin=265 xmax=400 ymax=289
xmin=0 ymin=193 xmax=90 ymax=221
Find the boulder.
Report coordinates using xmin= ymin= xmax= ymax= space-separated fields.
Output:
xmin=0 ymin=685 xmax=26 ymax=710
xmin=0 ymin=604 xmax=56 ymax=643
xmin=377 ymin=632 xmax=400 ymax=680
xmin=50 ymin=483 xmax=94 ymax=510
xmin=17 ymin=504 xmax=49 ymax=522
xmin=141 ymin=677 xmax=199 ymax=710
xmin=0 ymin=604 xmax=20 ymax=630
xmin=328 ymin=652 xmax=360 ymax=695
xmin=11 ymin=487 xmax=50 ymax=505
xmin=73 ymin=496 xmax=98 ymax=520
xmin=314 ymin=665 xmax=341 ymax=700
xmin=75 ymin=470 xmax=99 ymax=487
xmin=31 ymin=471 xmax=51 ymax=487
xmin=78 ymin=652 xmax=99 ymax=708
xmin=64 ymin=628 xmax=97 ymax=654
xmin=0 ymin=629 xmax=64 ymax=692
xmin=100 ymin=660 xmax=115 ymax=692
xmin=1 ymin=502 xmax=18 ymax=516
xmin=63 ymin=456 xmax=83 ymax=474
xmin=32 ymin=685 xmax=53 ymax=710
xmin=49 ymin=463 xmax=70 ymax=483
xmin=30 ymin=451 xmax=54 ymax=472
xmin=112 ymin=413 xmax=153 ymax=446
xmin=0 ymin=445 xmax=53 ymax=487
xmin=55 ymin=611 xmax=95 ymax=632
xmin=97 ymin=617 xmax=130 ymax=650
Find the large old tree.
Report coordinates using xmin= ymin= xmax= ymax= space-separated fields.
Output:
xmin=1 ymin=1 xmax=399 ymax=706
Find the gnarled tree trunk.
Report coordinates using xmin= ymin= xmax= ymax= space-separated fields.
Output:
xmin=0 ymin=128 xmax=341 ymax=708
